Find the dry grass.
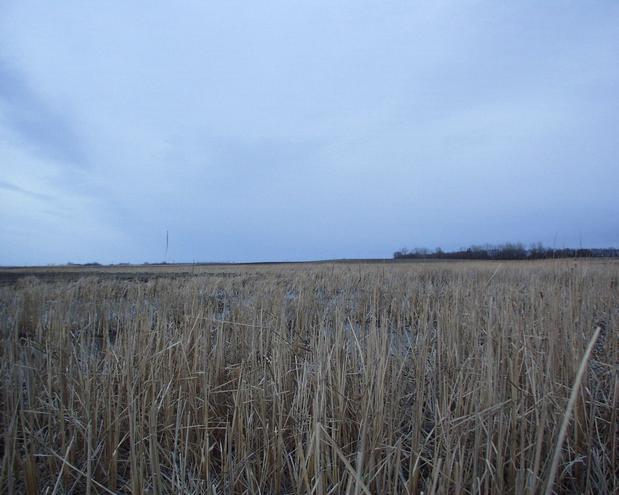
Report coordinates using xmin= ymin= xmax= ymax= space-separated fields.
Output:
xmin=1 ymin=259 xmax=617 ymax=494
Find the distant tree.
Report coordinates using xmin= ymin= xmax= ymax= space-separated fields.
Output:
xmin=496 ymin=243 xmax=526 ymax=260
xmin=414 ymin=247 xmax=429 ymax=257
xmin=529 ymin=242 xmax=547 ymax=259
xmin=393 ymin=242 xmax=619 ymax=260
xmin=393 ymin=247 xmax=410 ymax=259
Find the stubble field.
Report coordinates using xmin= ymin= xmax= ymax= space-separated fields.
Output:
xmin=0 ymin=260 xmax=617 ymax=494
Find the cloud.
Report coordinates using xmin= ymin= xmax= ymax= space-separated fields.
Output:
xmin=0 ymin=178 xmax=52 ymax=201
xmin=0 ymin=1 xmax=617 ymax=264
xmin=0 ymin=59 xmax=87 ymax=167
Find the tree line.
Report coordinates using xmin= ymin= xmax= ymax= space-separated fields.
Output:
xmin=393 ymin=243 xmax=619 ymax=260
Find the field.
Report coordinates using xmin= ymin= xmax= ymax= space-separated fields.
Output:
xmin=1 ymin=259 xmax=617 ymax=494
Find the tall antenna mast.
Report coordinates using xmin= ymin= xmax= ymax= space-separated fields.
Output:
xmin=165 ymin=230 xmax=169 ymax=261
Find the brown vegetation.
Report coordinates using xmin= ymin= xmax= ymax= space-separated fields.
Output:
xmin=1 ymin=260 xmax=617 ymax=493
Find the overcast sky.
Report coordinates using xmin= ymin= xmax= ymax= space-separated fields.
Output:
xmin=1 ymin=1 xmax=618 ymax=265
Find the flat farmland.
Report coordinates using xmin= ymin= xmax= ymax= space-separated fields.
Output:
xmin=1 ymin=260 xmax=617 ymax=494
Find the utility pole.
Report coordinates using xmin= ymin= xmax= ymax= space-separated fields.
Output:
xmin=165 ymin=230 xmax=169 ymax=261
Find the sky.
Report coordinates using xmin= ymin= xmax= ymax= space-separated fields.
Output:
xmin=1 ymin=1 xmax=618 ymax=265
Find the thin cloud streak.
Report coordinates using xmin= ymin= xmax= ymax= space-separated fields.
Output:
xmin=0 ymin=178 xmax=52 ymax=201
xmin=0 ymin=59 xmax=88 ymax=167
